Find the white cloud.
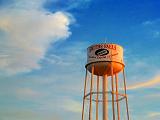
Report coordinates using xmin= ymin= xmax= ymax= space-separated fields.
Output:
xmin=127 ymin=75 xmax=160 ymax=90
xmin=0 ymin=0 xmax=73 ymax=74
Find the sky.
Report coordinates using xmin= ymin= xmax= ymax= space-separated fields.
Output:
xmin=0 ymin=0 xmax=160 ymax=120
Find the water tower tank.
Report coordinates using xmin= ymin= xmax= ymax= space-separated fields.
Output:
xmin=81 ymin=43 xmax=130 ymax=120
xmin=86 ymin=43 xmax=124 ymax=76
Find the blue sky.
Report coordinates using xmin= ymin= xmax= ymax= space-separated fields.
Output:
xmin=0 ymin=0 xmax=160 ymax=120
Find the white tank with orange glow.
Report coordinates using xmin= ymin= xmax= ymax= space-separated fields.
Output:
xmin=86 ymin=43 xmax=124 ymax=76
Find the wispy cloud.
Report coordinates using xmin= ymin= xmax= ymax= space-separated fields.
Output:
xmin=0 ymin=109 xmax=62 ymax=120
xmin=15 ymin=88 xmax=41 ymax=99
xmin=44 ymin=54 xmax=72 ymax=66
xmin=60 ymin=98 xmax=82 ymax=113
xmin=142 ymin=20 xmax=154 ymax=26
xmin=153 ymin=31 xmax=160 ymax=38
xmin=148 ymin=112 xmax=160 ymax=118
xmin=0 ymin=0 xmax=73 ymax=74
xmin=44 ymin=0 xmax=91 ymax=11
xmin=127 ymin=75 xmax=160 ymax=90
xmin=142 ymin=19 xmax=160 ymax=26
xmin=142 ymin=19 xmax=160 ymax=38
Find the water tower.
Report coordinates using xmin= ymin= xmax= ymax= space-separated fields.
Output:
xmin=81 ymin=43 xmax=130 ymax=120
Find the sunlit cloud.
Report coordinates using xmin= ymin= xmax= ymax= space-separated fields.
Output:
xmin=127 ymin=75 xmax=160 ymax=90
xmin=0 ymin=0 xmax=73 ymax=74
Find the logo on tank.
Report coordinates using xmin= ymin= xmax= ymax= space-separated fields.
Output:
xmin=95 ymin=49 xmax=109 ymax=56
